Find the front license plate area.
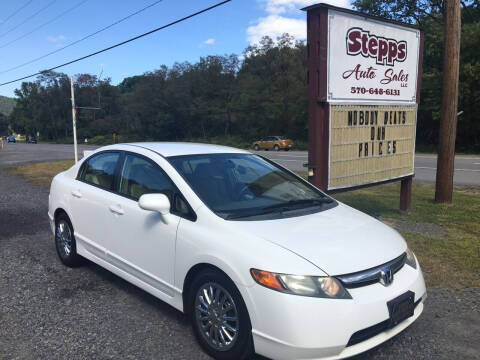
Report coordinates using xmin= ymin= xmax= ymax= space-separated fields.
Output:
xmin=387 ymin=291 xmax=415 ymax=327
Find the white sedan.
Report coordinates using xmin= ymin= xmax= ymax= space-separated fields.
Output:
xmin=48 ymin=142 xmax=426 ymax=360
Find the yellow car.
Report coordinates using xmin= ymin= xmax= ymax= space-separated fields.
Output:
xmin=253 ymin=136 xmax=294 ymax=151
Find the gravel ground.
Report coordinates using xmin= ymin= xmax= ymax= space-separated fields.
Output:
xmin=0 ymin=169 xmax=479 ymax=360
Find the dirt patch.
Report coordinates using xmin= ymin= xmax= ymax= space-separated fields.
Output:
xmin=0 ymin=208 xmax=48 ymax=240
xmin=383 ymin=218 xmax=446 ymax=237
xmin=454 ymin=185 xmax=480 ymax=195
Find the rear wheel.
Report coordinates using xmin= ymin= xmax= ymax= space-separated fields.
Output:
xmin=55 ymin=213 xmax=83 ymax=267
xmin=189 ymin=270 xmax=253 ymax=360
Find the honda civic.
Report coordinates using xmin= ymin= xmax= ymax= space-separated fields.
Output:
xmin=48 ymin=142 xmax=426 ymax=360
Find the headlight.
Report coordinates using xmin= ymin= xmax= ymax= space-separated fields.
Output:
xmin=250 ymin=269 xmax=351 ymax=299
xmin=405 ymin=248 xmax=417 ymax=269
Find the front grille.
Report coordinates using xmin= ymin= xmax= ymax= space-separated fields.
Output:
xmin=336 ymin=253 xmax=407 ymax=289
xmin=346 ymin=298 xmax=422 ymax=347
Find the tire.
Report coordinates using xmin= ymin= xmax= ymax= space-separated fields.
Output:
xmin=254 ymin=144 xmax=259 ymax=151
xmin=55 ymin=213 xmax=83 ymax=267
xmin=274 ymin=144 xmax=280 ymax=151
xmin=285 ymin=148 xmax=290 ymax=151
xmin=189 ymin=269 xmax=253 ymax=360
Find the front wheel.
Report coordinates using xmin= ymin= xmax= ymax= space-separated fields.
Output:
xmin=190 ymin=270 xmax=253 ymax=360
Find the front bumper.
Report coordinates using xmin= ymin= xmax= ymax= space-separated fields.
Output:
xmin=241 ymin=262 xmax=426 ymax=360
xmin=48 ymin=211 xmax=55 ymax=235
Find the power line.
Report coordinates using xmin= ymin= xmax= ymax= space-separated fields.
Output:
xmin=0 ymin=0 xmax=34 ymax=27
xmin=0 ymin=0 xmax=231 ymax=87
xmin=0 ymin=0 xmax=164 ymax=75
xmin=0 ymin=0 xmax=56 ymax=39
xmin=0 ymin=0 xmax=89 ymax=50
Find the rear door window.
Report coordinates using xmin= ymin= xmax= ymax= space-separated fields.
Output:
xmin=80 ymin=152 xmax=120 ymax=191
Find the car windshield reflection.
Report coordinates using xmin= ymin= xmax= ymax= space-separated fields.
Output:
xmin=168 ymin=153 xmax=336 ymax=220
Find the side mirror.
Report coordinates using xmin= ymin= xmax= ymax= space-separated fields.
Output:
xmin=138 ymin=193 xmax=170 ymax=215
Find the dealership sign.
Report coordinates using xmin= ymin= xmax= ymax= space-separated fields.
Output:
xmin=328 ymin=105 xmax=416 ymax=189
xmin=303 ymin=4 xmax=423 ymax=209
xmin=327 ymin=10 xmax=421 ymax=104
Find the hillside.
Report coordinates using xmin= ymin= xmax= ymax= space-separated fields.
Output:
xmin=0 ymin=95 xmax=15 ymax=116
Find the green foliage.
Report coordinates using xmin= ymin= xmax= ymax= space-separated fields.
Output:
xmin=8 ymin=34 xmax=308 ymax=147
xmin=7 ymin=19 xmax=480 ymax=151
xmin=0 ymin=113 xmax=8 ymax=134
xmin=353 ymin=1 xmax=480 ymax=152
xmin=0 ymin=95 xmax=16 ymax=116
xmin=335 ymin=182 xmax=480 ymax=288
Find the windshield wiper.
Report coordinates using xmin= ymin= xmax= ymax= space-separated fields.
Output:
xmin=260 ymin=197 xmax=334 ymax=211
xmin=223 ymin=197 xmax=334 ymax=220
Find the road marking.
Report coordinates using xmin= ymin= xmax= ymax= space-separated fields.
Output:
xmin=416 ymin=155 xmax=480 ymax=160
xmin=474 ymin=162 xmax=480 ymax=165
xmin=255 ymin=153 xmax=307 ymax=158
xmin=416 ymin=166 xmax=480 ymax=172
xmin=455 ymin=168 xmax=480 ymax=172
xmin=270 ymin=159 xmax=298 ymax=162
xmin=272 ymin=154 xmax=308 ymax=158
xmin=258 ymin=152 xmax=480 ymax=161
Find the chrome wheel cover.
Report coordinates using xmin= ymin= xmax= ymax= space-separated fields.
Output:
xmin=56 ymin=220 xmax=72 ymax=257
xmin=194 ymin=282 xmax=239 ymax=351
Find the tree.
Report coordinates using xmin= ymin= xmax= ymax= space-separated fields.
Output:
xmin=353 ymin=1 xmax=480 ymax=153
xmin=0 ymin=113 xmax=8 ymax=134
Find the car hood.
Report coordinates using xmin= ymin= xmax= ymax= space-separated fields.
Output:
xmin=227 ymin=203 xmax=407 ymax=275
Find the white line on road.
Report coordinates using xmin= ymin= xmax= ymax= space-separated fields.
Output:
xmin=270 ymin=159 xmax=298 ymax=162
xmin=416 ymin=166 xmax=480 ymax=172
xmin=265 ymin=153 xmax=480 ymax=161
xmin=416 ymin=155 xmax=480 ymax=160
xmin=260 ymin=154 xmax=307 ymax=158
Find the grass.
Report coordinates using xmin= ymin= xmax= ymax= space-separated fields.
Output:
xmin=7 ymin=160 xmax=74 ymax=187
xmin=7 ymin=160 xmax=480 ymax=289
xmin=335 ymin=183 xmax=480 ymax=289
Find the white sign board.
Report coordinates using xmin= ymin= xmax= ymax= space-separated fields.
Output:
xmin=327 ymin=9 xmax=420 ymax=104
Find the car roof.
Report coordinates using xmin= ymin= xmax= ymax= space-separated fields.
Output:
xmin=121 ymin=142 xmax=250 ymax=157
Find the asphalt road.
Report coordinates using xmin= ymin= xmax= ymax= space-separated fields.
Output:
xmin=0 ymin=143 xmax=97 ymax=168
xmin=1 ymin=143 xmax=480 ymax=359
xmin=1 ymin=143 xmax=478 ymax=186
xmin=253 ymin=151 xmax=480 ymax=187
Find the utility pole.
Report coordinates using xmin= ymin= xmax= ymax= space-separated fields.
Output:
xmin=70 ymin=76 xmax=78 ymax=163
xmin=435 ymin=0 xmax=461 ymax=203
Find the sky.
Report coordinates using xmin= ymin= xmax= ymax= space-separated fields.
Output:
xmin=0 ymin=0 xmax=351 ymax=97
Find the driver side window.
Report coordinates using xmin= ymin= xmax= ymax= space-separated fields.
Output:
xmin=118 ymin=154 xmax=195 ymax=220
xmin=119 ymin=154 xmax=174 ymax=201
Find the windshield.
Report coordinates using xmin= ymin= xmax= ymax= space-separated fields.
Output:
xmin=168 ymin=153 xmax=336 ymax=220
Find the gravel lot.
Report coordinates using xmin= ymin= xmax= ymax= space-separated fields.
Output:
xmin=0 ymin=169 xmax=479 ymax=359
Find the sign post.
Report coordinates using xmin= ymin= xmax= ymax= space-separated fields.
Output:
xmin=70 ymin=76 xmax=78 ymax=163
xmin=303 ymin=3 xmax=424 ymax=212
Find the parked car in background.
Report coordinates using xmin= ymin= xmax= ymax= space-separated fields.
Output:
xmin=48 ymin=142 xmax=426 ymax=360
xmin=26 ymin=135 xmax=37 ymax=144
xmin=7 ymin=136 xmax=15 ymax=143
xmin=253 ymin=136 xmax=293 ymax=151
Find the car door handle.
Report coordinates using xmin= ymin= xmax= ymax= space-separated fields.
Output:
xmin=109 ymin=205 xmax=124 ymax=215
xmin=71 ymin=190 xmax=82 ymax=198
